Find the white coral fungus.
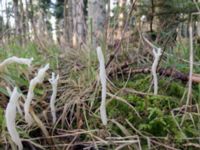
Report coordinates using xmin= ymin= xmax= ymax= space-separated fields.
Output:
xmin=152 ymin=48 xmax=162 ymax=95
xmin=96 ymin=46 xmax=107 ymax=125
xmin=49 ymin=72 xmax=59 ymax=124
xmin=5 ymin=87 xmax=23 ymax=150
xmin=6 ymin=87 xmax=23 ymax=116
xmin=140 ymin=15 xmax=147 ymax=22
xmin=24 ymin=64 xmax=49 ymax=125
xmin=0 ymin=56 xmax=33 ymax=70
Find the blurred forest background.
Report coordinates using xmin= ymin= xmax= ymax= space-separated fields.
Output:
xmin=1 ymin=0 xmax=200 ymax=149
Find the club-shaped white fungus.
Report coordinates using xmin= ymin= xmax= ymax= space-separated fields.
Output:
xmin=49 ymin=72 xmax=59 ymax=124
xmin=152 ymin=48 xmax=162 ymax=95
xmin=6 ymin=87 xmax=23 ymax=116
xmin=140 ymin=15 xmax=147 ymax=22
xmin=5 ymin=87 xmax=23 ymax=150
xmin=0 ymin=56 xmax=33 ymax=70
xmin=24 ymin=64 xmax=49 ymax=125
xmin=96 ymin=46 xmax=107 ymax=125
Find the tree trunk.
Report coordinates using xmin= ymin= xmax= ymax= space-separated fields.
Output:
xmin=117 ymin=0 xmax=126 ymax=40
xmin=25 ymin=0 xmax=30 ymax=41
xmin=13 ymin=0 xmax=22 ymax=44
xmin=66 ymin=0 xmax=73 ymax=46
xmin=63 ymin=0 xmax=69 ymax=44
xmin=19 ymin=0 xmax=26 ymax=45
xmin=72 ymin=0 xmax=86 ymax=48
xmin=28 ymin=0 xmax=37 ymax=40
xmin=88 ymin=0 xmax=106 ymax=47
xmin=5 ymin=0 xmax=11 ymax=42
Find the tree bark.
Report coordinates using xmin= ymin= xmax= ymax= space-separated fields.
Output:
xmin=88 ymin=0 xmax=106 ymax=47
xmin=72 ymin=0 xmax=86 ymax=48
xmin=66 ymin=0 xmax=73 ymax=46
xmin=117 ymin=0 xmax=126 ymax=40
xmin=13 ymin=0 xmax=22 ymax=44
xmin=19 ymin=0 xmax=26 ymax=45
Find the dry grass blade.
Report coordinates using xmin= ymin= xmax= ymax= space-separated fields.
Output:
xmin=111 ymin=119 xmax=131 ymax=136
xmin=29 ymin=108 xmax=53 ymax=147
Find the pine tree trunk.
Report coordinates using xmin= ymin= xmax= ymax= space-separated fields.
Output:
xmin=5 ymin=1 xmax=11 ymax=42
xmin=29 ymin=0 xmax=37 ymax=41
xmin=63 ymin=0 xmax=69 ymax=44
xmin=19 ymin=0 xmax=26 ymax=45
xmin=88 ymin=0 xmax=106 ymax=47
xmin=13 ymin=0 xmax=22 ymax=44
xmin=66 ymin=0 xmax=73 ymax=46
xmin=72 ymin=0 xmax=86 ymax=48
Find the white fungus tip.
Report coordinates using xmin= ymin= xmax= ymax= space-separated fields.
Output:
xmin=0 ymin=56 xmax=33 ymax=70
xmin=6 ymin=87 xmax=12 ymax=96
xmin=5 ymin=87 xmax=23 ymax=150
xmin=140 ymin=15 xmax=147 ymax=22
xmin=49 ymin=72 xmax=59 ymax=124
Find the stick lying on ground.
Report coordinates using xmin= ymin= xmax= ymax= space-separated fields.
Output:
xmin=97 ymin=46 xmax=107 ymax=125
xmin=5 ymin=87 xmax=23 ymax=150
xmin=0 ymin=56 xmax=33 ymax=70
xmin=49 ymin=72 xmax=59 ymax=124
xmin=24 ymin=64 xmax=49 ymax=126
xmin=109 ymin=64 xmax=200 ymax=84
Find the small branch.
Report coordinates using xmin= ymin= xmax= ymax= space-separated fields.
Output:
xmin=109 ymin=65 xmax=200 ymax=84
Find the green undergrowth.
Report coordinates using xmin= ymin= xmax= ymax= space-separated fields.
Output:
xmin=0 ymin=40 xmax=200 ymax=149
xmin=99 ymin=74 xmax=200 ymax=149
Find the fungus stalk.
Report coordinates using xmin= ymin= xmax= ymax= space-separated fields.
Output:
xmin=186 ymin=22 xmax=193 ymax=107
xmin=6 ymin=87 xmax=23 ymax=116
xmin=152 ymin=48 xmax=162 ymax=95
xmin=5 ymin=87 xmax=23 ymax=150
xmin=0 ymin=56 xmax=33 ymax=70
xmin=49 ymin=73 xmax=59 ymax=124
xmin=97 ymin=47 xmax=107 ymax=125
xmin=24 ymin=64 xmax=49 ymax=125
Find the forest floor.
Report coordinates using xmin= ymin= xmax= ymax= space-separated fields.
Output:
xmin=0 ymin=39 xmax=200 ymax=150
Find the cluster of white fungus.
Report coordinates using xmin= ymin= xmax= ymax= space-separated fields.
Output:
xmin=1 ymin=56 xmax=61 ymax=148
xmin=2 ymin=53 xmax=113 ymax=147
xmin=1 ymin=56 xmax=33 ymax=149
